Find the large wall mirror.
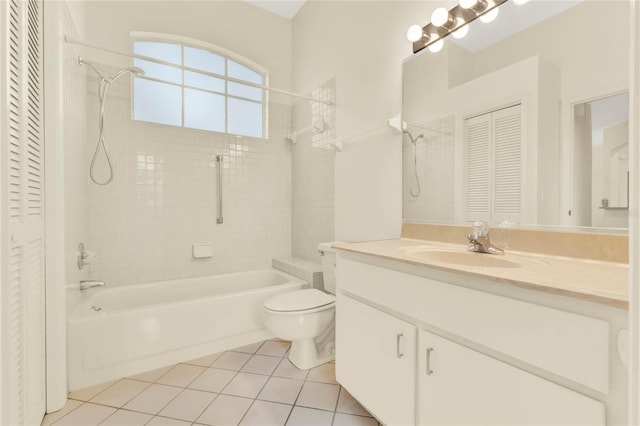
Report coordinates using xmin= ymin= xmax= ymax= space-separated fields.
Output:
xmin=402 ymin=0 xmax=629 ymax=232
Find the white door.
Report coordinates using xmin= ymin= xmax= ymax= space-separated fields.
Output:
xmin=418 ymin=329 xmax=605 ymax=426
xmin=335 ymin=294 xmax=416 ymax=426
xmin=1 ymin=0 xmax=47 ymax=424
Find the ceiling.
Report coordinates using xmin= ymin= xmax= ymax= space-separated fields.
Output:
xmin=242 ymin=0 xmax=307 ymax=19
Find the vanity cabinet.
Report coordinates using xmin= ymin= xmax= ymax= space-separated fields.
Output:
xmin=335 ymin=255 xmax=617 ymax=426
xmin=418 ymin=329 xmax=604 ymax=425
xmin=335 ymin=294 xmax=416 ymax=426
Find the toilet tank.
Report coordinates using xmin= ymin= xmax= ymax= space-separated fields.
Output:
xmin=318 ymin=242 xmax=342 ymax=294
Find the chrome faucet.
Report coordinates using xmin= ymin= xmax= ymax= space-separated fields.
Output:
xmin=79 ymin=280 xmax=106 ymax=291
xmin=467 ymin=221 xmax=504 ymax=255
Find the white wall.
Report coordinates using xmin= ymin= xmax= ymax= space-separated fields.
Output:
xmin=292 ymin=1 xmax=446 ymax=242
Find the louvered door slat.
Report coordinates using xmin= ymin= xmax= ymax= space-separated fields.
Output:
xmin=8 ymin=247 xmax=24 ymax=425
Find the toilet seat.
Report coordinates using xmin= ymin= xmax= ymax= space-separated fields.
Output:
xmin=264 ymin=289 xmax=335 ymax=313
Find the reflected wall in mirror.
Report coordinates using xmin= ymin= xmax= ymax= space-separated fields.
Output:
xmin=402 ymin=0 xmax=629 ymax=230
xmin=573 ymin=92 xmax=629 ymax=229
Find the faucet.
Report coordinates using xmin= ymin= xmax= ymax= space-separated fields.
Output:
xmin=467 ymin=221 xmax=504 ymax=255
xmin=79 ymin=280 xmax=106 ymax=291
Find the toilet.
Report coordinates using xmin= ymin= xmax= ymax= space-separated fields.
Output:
xmin=263 ymin=242 xmax=339 ymax=370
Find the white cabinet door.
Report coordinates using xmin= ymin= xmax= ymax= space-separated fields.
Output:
xmin=418 ymin=329 xmax=605 ymax=426
xmin=336 ymin=294 xmax=416 ymax=426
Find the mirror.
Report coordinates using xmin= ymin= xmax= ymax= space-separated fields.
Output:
xmin=402 ymin=0 xmax=629 ymax=230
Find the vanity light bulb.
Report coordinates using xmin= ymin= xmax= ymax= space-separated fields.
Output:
xmin=428 ymin=39 xmax=444 ymax=53
xmin=480 ymin=7 xmax=499 ymax=23
xmin=407 ymin=24 xmax=424 ymax=42
xmin=513 ymin=0 xmax=530 ymax=4
xmin=459 ymin=0 xmax=478 ymax=9
xmin=452 ymin=24 xmax=469 ymax=39
xmin=431 ymin=7 xmax=450 ymax=27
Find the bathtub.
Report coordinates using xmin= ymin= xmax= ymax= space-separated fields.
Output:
xmin=67 ymin=269 xmax=307 ymax=390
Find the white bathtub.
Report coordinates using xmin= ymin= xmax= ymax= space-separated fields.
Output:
xmin=67 ymin=269 xmax=307 ymax=390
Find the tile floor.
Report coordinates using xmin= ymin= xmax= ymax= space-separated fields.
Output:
xmin=42 ymin=340 xmax=379 ymax=426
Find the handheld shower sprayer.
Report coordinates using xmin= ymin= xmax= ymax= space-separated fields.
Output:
xmin=403 ymin=130 xmax=424 ymax=198
xmin=79 ymin=56 xmax=145 ymax=185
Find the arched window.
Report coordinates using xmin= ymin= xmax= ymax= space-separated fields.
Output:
xmin=131 ymin=32 xmax=267 ymax=138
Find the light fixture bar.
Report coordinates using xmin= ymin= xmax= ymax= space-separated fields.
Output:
xmin=411 ymin=0 xmax=508 ymax=54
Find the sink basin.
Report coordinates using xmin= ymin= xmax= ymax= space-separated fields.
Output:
xmin=401 ymin=248 xmax=522 ymax=268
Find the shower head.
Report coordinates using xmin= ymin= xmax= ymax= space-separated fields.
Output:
xmin=403 ymin=130 xmax=424 ymax=145
xmin=78 ymin=56 xmax=145 ymax=82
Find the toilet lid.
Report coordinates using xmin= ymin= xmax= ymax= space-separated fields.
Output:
xmin=264 ymin=289 xmax=335 ymax=312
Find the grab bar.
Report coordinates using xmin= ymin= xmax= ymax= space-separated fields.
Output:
xmin=216 ymin=155 xmax=223 ymax=224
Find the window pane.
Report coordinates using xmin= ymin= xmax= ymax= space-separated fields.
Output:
xmin=133 ymin=41 xmax=181 ymax=65
xmin=134 ymin=58 xmax=182 ymax=84
xmin=184 ymin=46 xmax=225 ymax=75
xmin=228 ymin=60 xmax=262 ymax=84
xmin=133 ymin=78 xmax=182 ymax=126
xmin=228 ymin=82 xmax=262 ymax=102
xmin=228 ymin=98 xmax=262 ymax=138
xmin=184 ymin=71 xmax=225 ymax=93
xmin=184 ymin=88 xmax=225 ymax=132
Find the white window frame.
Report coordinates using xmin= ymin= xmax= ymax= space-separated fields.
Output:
xmin=130 ymin=31 xmax=269 ymax=138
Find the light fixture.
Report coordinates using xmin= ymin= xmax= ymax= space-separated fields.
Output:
xmin=479 ymin=7 xmax=499 ymax=23
xmin=428 ymin=39 xmax=444 ymax=53
xmin=407 ymin=24 xmax=424 ymax=42
xmin=408 ymin=0 xmax=507 ymax=54
xmin=512 ymin=0 xmax=530 ymax=4
xmin=452 ymin=24 xmax=469 ymax=39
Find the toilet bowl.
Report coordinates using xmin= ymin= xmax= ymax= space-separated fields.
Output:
xmin=263 ymin=242 xmax=340 ymax=370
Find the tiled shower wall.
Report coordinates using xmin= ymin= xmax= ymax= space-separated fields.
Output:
xmin=291 ymin=79 xmax=336 ymax=262
xmin=81 ymin=71 xmax=292 ymax=287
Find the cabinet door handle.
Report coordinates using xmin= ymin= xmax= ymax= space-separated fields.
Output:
xmin=396 ymin=333 xmax=404 ymax=358
xmin=426 ymin=347 xmax=434 ymax=376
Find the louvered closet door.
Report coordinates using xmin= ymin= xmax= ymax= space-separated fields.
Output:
xmin=2 ymin=0 xmax=46 ymax=425
xmin=464 ymin=104 xmax=522 ymax=224
xmin=491 ymin=104 xmax=522 ymax=223
xmin=464 ymin=113 xmax=491 ymax=222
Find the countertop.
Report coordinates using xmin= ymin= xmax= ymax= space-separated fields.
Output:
xmin=334 ymin=238 xmax=629 ymax=309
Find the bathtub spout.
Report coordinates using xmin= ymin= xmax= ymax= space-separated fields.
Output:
xmin=79 ymin=280 xmax=106 ymax=291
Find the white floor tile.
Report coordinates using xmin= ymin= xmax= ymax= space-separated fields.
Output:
xmin=273 ymin=358 xmax=309 ymax=381
xmin=256 ymin=340 xmax=291 ymax=357
xmin=212 ymin=351 xmax=252 ymax=371
xmin=89 ymin=379 xmax=149 ymax=407
xmin=336 ymin=389 xmax=370 ymax=417
xmin=241 ymin=354 xmax=281 ymax=375
xmin=240 ymin=400 xmax=292 ymax=426
xmin=196 ymin=394 xmax=253 ymax=425
xmin=41 ymin=399 xmax=83 ymax=426
xmin=52 ymin=402 xmax=116 ymax=426
xmin=127 ymin=365 xmax=174 ymax=383
xmin=307 ymin=363 xmax=337 ymax=384
xmin=222 ymin=372 xmax=270 ymax=399
xmin=332 ymin=413 xmax=378 ymax=426
xmin=258 ymin=377 xmax=304 ymax=405
xmin=285 ymin=406 xmax=334 ymax=426
xmin=122 ymin=383 xmax=182 ymax=414
xmin=156 ymin=363 xmax=206 ymax=387
xmin=99 ymin=409 xmax=153 ymax=425
xmin=295 ymin=382 xmax=340 ymax=411
xmin=185 ymin=352 xmax=223 ymax=367
xmin=146 ymin=415 xmax=192 ymax=425
xmin=233 ymin=341 xmax=265 ymax=354
xmin=188 ymin=367 xmax=237 ymax=393
xmin=158 ymin=388 xmax=217 ymax=422
xmin=67 ymin=380 xmax=117 ymax=402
